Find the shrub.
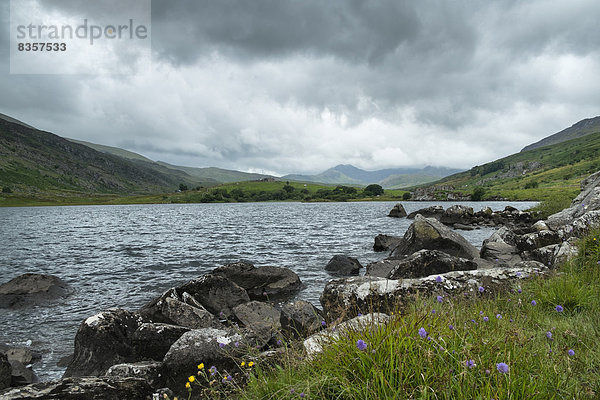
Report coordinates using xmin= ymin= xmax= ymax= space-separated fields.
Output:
xmin=1 ymin=186 xmax=12 ymax=193
xmin=471 ymin=186 xmax=486 ymax=201
xmin=402 ymin=192 xmax=412 ymax=201
xmin=363 ymin=184 xmax=384 ymax=197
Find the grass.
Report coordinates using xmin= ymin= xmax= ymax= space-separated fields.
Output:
xmin=189 ymin=230 xmax=600 ymax=400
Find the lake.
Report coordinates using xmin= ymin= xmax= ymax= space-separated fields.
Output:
xmin=0 ymin=200 xmax=537 ymax=380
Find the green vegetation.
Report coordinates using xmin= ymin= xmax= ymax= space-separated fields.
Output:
xmin=189 ymin=230 xmax=600 ymax=399
xmin=415 ymin=131 xmax=600 ymax=201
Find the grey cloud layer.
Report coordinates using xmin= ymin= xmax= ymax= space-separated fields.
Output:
xmin=1 ymin=1 xmax=599 ymax=174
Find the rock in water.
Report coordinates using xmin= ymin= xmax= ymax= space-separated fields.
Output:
xmin=177 ymin=274 xmax=250 ymax=318
xmin=388 ymin=203 xmax=407 ymax=218
xmin=373 ymin=234 xmax=403 ymax=252
xmin=407 ymin=205 xmax=444 ymax=219
xmin=63 ymin=309 xmax=145 ymax=378
xmin=0 ymin=274 xmax=73 ymax=309
xmin=211 ymin=262 xmax=302 ymax=300
xmin=392 ymin=215 xmax=480 ymax=260
xmin=324 ymin=255 xmax=363 ymax=276
xmin=0 ymin=377 xmax=154 ymax=399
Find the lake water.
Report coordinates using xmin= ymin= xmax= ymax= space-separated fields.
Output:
xmin=0 ymin=200 xmax=536 ymax=380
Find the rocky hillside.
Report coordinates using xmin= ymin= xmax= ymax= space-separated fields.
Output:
xmin=522 ymin=116 xmax=600 ymax=152
xmin=0 ymin=117 xmax=201 ymax=195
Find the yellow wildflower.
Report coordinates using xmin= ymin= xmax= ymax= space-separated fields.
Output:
xmin=241 ymin=361 xmax=245 ymax=367
xmin=188 ymin=376 xmax=195 ymax=383
xmin=185 ymin=382 xmax=191 ymax=389
xmin=198 ymin=363 xmax=204 ymax=370
xmin=248 ymin=361 xmax=254 ymax=367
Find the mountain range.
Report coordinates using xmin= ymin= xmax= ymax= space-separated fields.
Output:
xmin=521 ymin=116 xmax=600 ymax=152
xmin=283 ymin=165 xmax=462 ymax=188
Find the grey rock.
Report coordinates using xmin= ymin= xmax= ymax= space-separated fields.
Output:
xmin=0 ymin=377 xmax=153 ymax=399
xmin=480 ymin=235 xmax=521 ymax=266
xmin=212 ymin=262 xmax=302 ymax=300
xmin=440 ymin=205 xmax=474 ymax=225
xmin=178 ymin=274 xmax=250 ymax=318
xmin=453 ymin=223 xmax=475 ymax=231
xmin=407 ymin=205 xmax=444 ymax=220
xmin=324 ymin=255 xmax=363 ymax=276
xmin=0 ymin=353 xmax=11 ymax=390
xmin=532 ymin=220 xmax=549 ymax=232
xmin=63 ymin=309 xmax=145 ymax=378
xmin=280 ymin=300 xmax=324 ymax=339
xmin=160 ymin=297 xmax=220 ymax=329
xmin=8 ymin=360 xmax=38 ymax=387
xmin=547 ymin=170 xmax=600 ymax=230
xmin=0 ymin=274 xmax=73 ymax=309
xmin=365 ymin=259 xmax=404 ymax=278
xmin=304 ymin=313 xmax=390 ymax=356
xmin=105 ymin=361 xmax=162 ymax=388
xmin=516 ymin=230 xmax=561 ymax=252
xmin=373 ymin=234 xmax=403 ymax=252
xmin=233 ymin=301 xmax=282 ymax=339
xmin=392 ymin=215 xmax=480 ymax=260
xmin=320 ymin=265 xmax=548 ymax=321
xmin=388 ymin=203 xmax=407 ymax=218
xmin=131 ymin=323 xmax=190 ymax=361
xmin=386 ymin=249 xmax=477 ymax=279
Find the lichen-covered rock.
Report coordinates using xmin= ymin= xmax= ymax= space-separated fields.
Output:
xmin=232 ymin=301 xmax=281 ymax=339
xmin=388 ymin=203 xmax=407 ymax=218
xmin=324 ymin=255 xmax=363 ymax=276
xmin=304 ymin=313 xmax=390 ymax=356
xmin=440 ymin=205 xmax=474 ymax=225
xmin=407 ymin=205 xmax=444 ymax=220
xmin=0 ymin=353 xmax=11 ymax=390
xmin=516 ymin=230 xmax=561 ymax=252
xmin=280 ymin=300 xmax=324 ymax=339
xmin=320 ymin=265 xmax=548 ymax=321
xmin=105 ymin=361 xmax=163 ymax=388
xmin=211 ymin=262 xmax=302 ymax=300
xmin=392 ymin=215 xmax=480 ymax=260
xmin=0 ymin=377 xmax=154 ymax=399
xmin=386 ymin=250 xmax=477 ymax=279
xmin=177 ymin=274 xmax=250 ymax=318
xmin=373 ymin=234 xmax=403 ymax=252
xmin=63 ymin=309 xmax=145 ymax=378
xmin=547 ymin=170 xmax=600 ymax=230
xmin=131 ymin=323 xmax=190 ymax=361
xmin=0 ymin=274 xmax=73 ymax=309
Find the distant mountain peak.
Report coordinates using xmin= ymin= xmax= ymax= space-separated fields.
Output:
xmin=521 ymin=116 xmax=600 ymax=152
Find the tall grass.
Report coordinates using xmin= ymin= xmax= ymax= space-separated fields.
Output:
xmin=235 ymin=230 xmax=600 ymax=399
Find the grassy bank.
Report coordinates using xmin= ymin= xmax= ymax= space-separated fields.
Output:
xmin=185 ymin=230 xmax=600 ymax=399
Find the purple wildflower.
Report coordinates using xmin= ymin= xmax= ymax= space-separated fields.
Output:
xmin=218 ymin=342 xmax=226 ymax=348
xmin=437 ymin=295 xmax=443 ymax=303
xmin=300 ymin=393 xmax=305 ymax=398
xmin=496 ymin=362 xmax=509 ymax=374
xmin=277 ymin=339 xmax=282 ymax=346
xmin=418 ymin=327 xmax=427 ymax=338
xmin=485 ymin=369 xmax=491 ymax=375
xmin=431 ymin=309 xmax=436 ymax=314
xmin=546 ymin=331 xmax=552 ymax=339
xmin=478 ymin=286 xmax=485 ymax=293
xmin=435 ymin=276 xmax=442 ymax=283
xmin=209 ymin=366 xmax=217 ymax=376
xmin=466 ymin=360 xmax=475 ymax=368
xmin=480 ymin=311 xmax=484 ymax=315
xmin=356 ymin=339 xmax=367 ymax=351
xmin=509 ymin=319 xmax=514 ymax=323
xmin=226 ymin=375 xmax=232 ymax=382
xmin=234 ymin=341 xmax=239 ymax=348
xmin=518 ymin=288 xmax=522 ymax=293
xmin=321 ymin=320 xmax=326 ymax=327
xmin=568 ymin=349 xmax=575 ymax=356
xmin=483 ymin=316 xmax=489 ymax=322
xmin=290 ymin=389 xmax=295 ymax=393
xmin=556 ymin=305 xmax=564 ymax=312
xmin=496 ymin=314 xmax=502 ymax=319
xmin=531 ymin=300 xmax=537 ymax=306
xmin=449 ymin=324 xmax=454 ymax=330
xmin=357 ymin=312 xmax=363 ymax=317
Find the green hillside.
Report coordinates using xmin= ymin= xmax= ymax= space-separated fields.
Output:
xmin=0 ymin=118 xmax=202 ymax=196
xmin=415 ymin=131 xmax=600 ymax=202
xmin=522 ymin=116 xmax=600 ymax=152
xmin=66 ymin=138 xmax=155 ymax=163
xmin=157 ymin=162 xmax=275 ymax=183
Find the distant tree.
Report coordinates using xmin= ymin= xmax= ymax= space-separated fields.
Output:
xmin=402 ymin=192 xmax=412 ymax=200
xmin=524 ymin=181 xmax=539 ymax=189
xmin=283 ymin=184 xmax=295 ymax=193
xmin=179 ymin=183 xmax=188 ymax=191
xmin=1 ymin=186 xmax=12 ymax=193
xmin=363 ymin=184 xmax=384 ymax=196
xmin=471 ymin=186 xmax=486 ymax=201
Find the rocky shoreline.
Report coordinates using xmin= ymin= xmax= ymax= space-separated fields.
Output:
xmin=2 ymin=170 xmax=599 ymax=399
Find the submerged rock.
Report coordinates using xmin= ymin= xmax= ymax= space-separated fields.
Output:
xmin=373 ymin=234 xmax=403 ymax=252
xmin=0 ymin=274 xmax=73 ymax=309
xmin=388 ymin=203 xmax=407 ymax=218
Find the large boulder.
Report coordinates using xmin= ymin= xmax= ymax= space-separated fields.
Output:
xmin=547 ymin=170 xmax=600 ymax=230
xmin=212 ymin=262 xmax=302 ymax=300
xmin=407 ymin=205 xmax=444 ymax=220
xmin=0 ymin=274 xmax=73 ymax=309
xmin=516 ymin=230 xmax=561 ymax=252
xmin=480 ymin=228 xmax=522 ymax=266
xmin=8 ymin=360 xmax=38 ymax=387
xmin=0 ymin=353 xmax=11 ymax=390
xmin=63 ymin=309 xmax=145 ymax=378
xmin=365 ymin=259 xmax=404 ymax=278
xmin=0 ymin=377 xmax=154 ymax=399
xmin=321 ymin=264 xmax=548 ymax=321
xmin=392 ymin=215 xmax=480 ymax=260
xmin=373 ymin=234 xmax=403 ymax=252
xmin=303 ymin=313 xmax=390 ymax=356
xmin=177 ymin=274 xmax=250 ymax=318
xmin=131 ymin=323 xmax=190 ymax=361
xmin=388 ymin=203 xmax=407 ymax=218
xmin=280 ymin=300 xmax=324 ymax=339
xmin=440 ymin=205 xmax=475 ymax=226
xmin=232 ymin=301 xmax=282 ymax=340
xmin=324 ymin=255 xmax=363 ymax=276
xmin=162 ymin=327 xmax=266 ymax=393
xmin=382 ymin=250 xmax=477 ymax=280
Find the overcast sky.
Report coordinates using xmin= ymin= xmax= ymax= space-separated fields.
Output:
xmin=1 ymin=0 xmax=599 ymax=176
